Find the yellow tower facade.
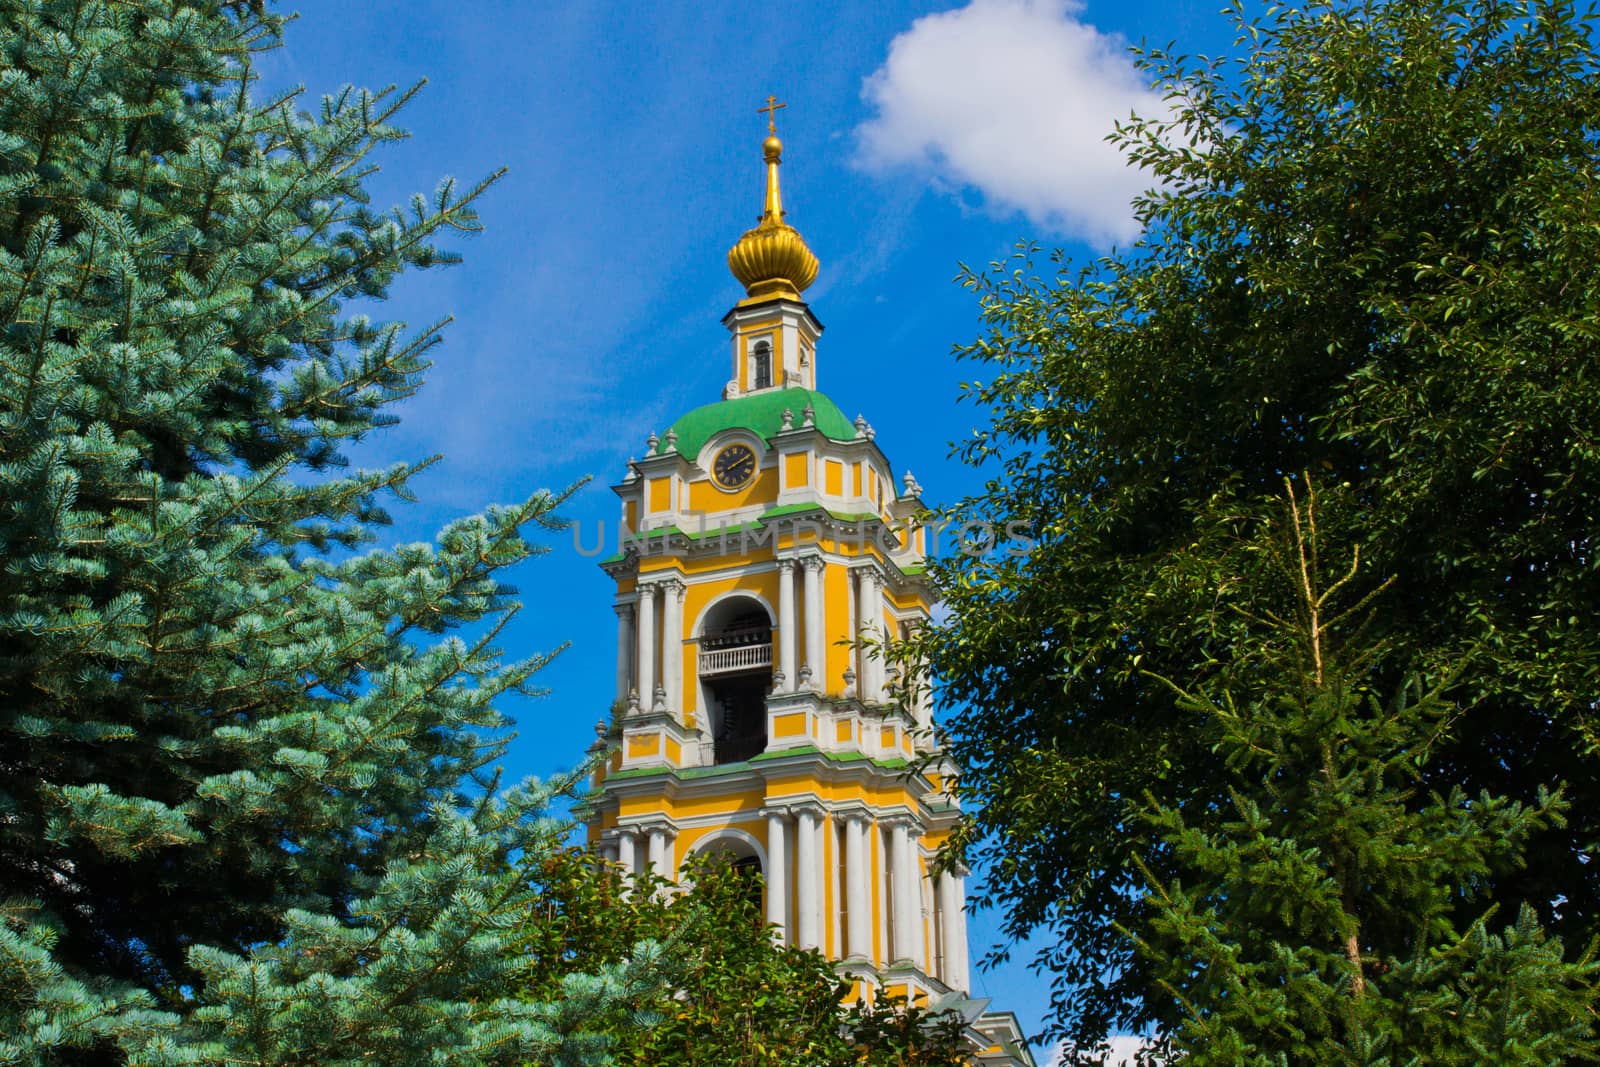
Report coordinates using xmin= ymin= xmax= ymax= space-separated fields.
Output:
xmin=584 ymin=103 xmax=1032 ymax=1066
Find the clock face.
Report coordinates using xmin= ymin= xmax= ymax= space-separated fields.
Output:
xmin=712 ymin=443 xmax=757 ymax=490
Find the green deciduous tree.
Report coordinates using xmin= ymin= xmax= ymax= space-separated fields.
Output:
xmin=513 ymin=849 xmax=971 ymax=1067
xmin=0 ymin=2 xmax=655 ymax=1062
xmin=918 ymin=0 xmax=1600 ymax=1056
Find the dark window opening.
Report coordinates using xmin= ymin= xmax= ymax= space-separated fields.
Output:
xmin=753 ymin=341 xmax=772 ymax=390
xmin=708 ymin=672 xmax=768 ymax=764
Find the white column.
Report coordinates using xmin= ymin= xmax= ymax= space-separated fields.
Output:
xmin=776 ymin=559 xmax=797 ymax=691
xmin=795 ymin=806 xmax=820 ymax=950
xmin=765 ymin=808 xmax=789 ymax=942
xmin=614 ymin=602 xmax=635 ymax=704
xmin=616 ymin=830 xmax=637 ymax=893
xmin=914 ymin=645 xmax=932 ymax=728
xmin=801 ymin=555 xmax=824 ymax=689
xmin=816 ymin=813 xmax=830 ymax=954
xmin=636 ymin=583 xmax=657 ymax=706
xmin=845 ymin=814 xmax=870 ymax=960
xmin=875 ymin=824 xmax=890 ymax=965
xmin=858 ymin=569 xmax=883 ymax=703
xmin=940 ymin=869 xmax=970 ymax=993
xmin=661 ymin=579 xmax=685 ymax=714
xmin=955 ymin=870 xmax=970 ymax=985
xmin=647 ymin=825 xmax=673 ymax=885
xmin=828 ymin=817 xmax=842 ymax=956
xmin=890 ymin=819 xmax=916 ymax=963
xmin=909 ymin=838 xmax=927 ymax=968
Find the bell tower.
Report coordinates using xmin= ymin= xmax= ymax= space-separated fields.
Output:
xmin=583 ymin=100 xmax=1033 ymax=1067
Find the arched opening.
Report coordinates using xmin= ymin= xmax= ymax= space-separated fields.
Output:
xmin=693 ymin=832 xmax=766 ymax=916
xmin=697 ymin=596 xmax=772 ymax=764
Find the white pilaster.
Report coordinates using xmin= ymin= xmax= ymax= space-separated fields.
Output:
xmin=647 ymin=825 xmax=674 ymax=885
xmin=795 ymin=806 xmax=820 ymax=950
xmin=858 ymin=568 xmax=884 ymax=703
xmin=636 ymin=583 xmax=657 ymax=706
xmin=955 ymin=870 xmax=971 ymax=987
xmin=875 ymin=824 xmax=890 ymax=965
xmin=614 ymin=602 xmax=635 ymax=705
xmin=845 ymin=814 xmax=870 ymax=961
xmin=890 ymin=819 xmax=917 ymax=964
xmin=914 ymin=643 xmax=933 ymax=728
xmin=616 ymin=829 xmax=637 ymax=893
xmin=801 ymin=555 xmax=824 ymax=689
xmin=909 ymin=837 xmax=927 ymax=969
xmin=764 ymin=808 xmax=789 ymax=942
xmin=661 ymin=579 xmax=685 ymax=715
xmin=828 ymin=816 xmax=842 ymax=957
xmin=777 ymin=559 xmax=797 ymax=691
xmin=940 ymin=869 xmax=970 ymax=993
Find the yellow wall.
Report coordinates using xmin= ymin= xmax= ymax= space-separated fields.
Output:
xmin=683 ymin=572 xmax=777 ymax=632
xmin=823 ymin=563 xmax=852 ymax=692
xmin=824 ymin=459 xmax=843 ymax=496
xmin=784 ymin=452 xmax=808 ymax=487
xmin=772 ymin=711 xmax=807 ymax=739
xmin=687 ymin=466 xmax=778 ymax=514
xmin=648 ymin=477 xmax=670 ymax=513
xmin=823 ymin=814 xmax=838 ymax=957
xmin=640 ymin=550 xmax=776 ymax=578
xmin=678 ymin=637 xmax=697 ymax=724
xmin=617 ymin=784 xmax=766 ymax=824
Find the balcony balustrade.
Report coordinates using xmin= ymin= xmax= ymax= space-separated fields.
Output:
xmin=698 ymin=641 xmax=773 ymax=676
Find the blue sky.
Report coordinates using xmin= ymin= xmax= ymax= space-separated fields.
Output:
xmin=259 ymin=1 xmax=1236 ymax=1057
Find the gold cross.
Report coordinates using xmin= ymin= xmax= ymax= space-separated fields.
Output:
xmin=758 ymin=95 xmax=786 ymax=135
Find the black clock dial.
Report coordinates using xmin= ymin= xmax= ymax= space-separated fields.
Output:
xmin=713 ymin=444 xmax=757 ymax=489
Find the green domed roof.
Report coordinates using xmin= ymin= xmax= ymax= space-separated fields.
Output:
xmin=664 ymin=387 xmax=855 ymax=460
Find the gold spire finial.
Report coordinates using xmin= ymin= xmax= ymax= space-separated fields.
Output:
xmin=728 ymin=95 xmax=819 ymax=302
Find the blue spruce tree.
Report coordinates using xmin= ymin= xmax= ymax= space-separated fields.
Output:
xmin=0 ymin=2 xmax=657 ymax=1062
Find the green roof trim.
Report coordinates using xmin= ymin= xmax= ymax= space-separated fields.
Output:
xmin=756 ymin=503 xmax=882 ymax=525
xmin=664 ymin=387 xmax=856 ymax=460
xmin=750 ymin=746 xmax=910 ymax=771
xmin=758 ymin=502 xmax=824 ymax=520
xmin=605 ymin=762 xmax=757 ymax=783
xmin=603 ymin=747 xmax=910 ymax=781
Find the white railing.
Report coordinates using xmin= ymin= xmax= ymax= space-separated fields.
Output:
xmin=699 ymin=643 xmax=773 ymax=676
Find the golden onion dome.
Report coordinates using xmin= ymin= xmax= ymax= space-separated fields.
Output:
xmin=728 ymin=107 xmax=819 ymax=301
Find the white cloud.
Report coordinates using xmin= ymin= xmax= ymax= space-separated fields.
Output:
xmin=856 ymin=0 xmax=1165 ymax=247
xmin=1044 ymin=1036 xmax=1158 ymax=1067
